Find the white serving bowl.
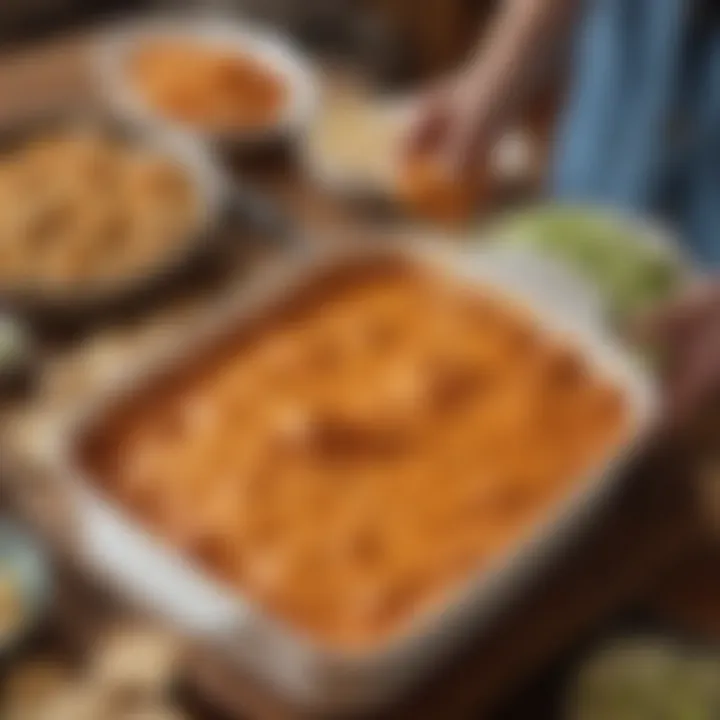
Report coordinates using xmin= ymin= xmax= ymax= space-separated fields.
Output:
xmin=93 ymin=14 xmax=319 ymax=149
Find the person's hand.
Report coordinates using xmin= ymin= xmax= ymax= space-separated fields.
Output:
xmin=638 ymin=281 xmax=720 ymax=423
xmin=404 ymin=70 xmax=497 ymax=182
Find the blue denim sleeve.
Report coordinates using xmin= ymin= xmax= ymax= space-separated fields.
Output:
xmin=551 ymin=0 xmax=720 ymax=269
xmin=551 ymin=0 xmax=686 ymax=211
xmin=676 ymin=21 xmax=720 ymax=267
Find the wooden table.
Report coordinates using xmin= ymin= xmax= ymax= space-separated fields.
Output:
xmin=0 ymin=32 xmax=717 ymax=720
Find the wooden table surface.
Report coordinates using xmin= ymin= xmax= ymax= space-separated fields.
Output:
xmin=0 ymin=32 xmax=717 ymax=720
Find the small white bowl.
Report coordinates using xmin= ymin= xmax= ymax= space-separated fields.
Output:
xmin=93 ymin=14 xmax=319 ymax=149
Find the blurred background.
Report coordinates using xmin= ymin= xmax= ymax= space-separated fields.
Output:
xmin=0 ymin=1 xmax=716 ymax=720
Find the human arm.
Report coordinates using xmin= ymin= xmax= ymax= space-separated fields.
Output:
xmin=407 ymin=0 xmax=581 ymax=177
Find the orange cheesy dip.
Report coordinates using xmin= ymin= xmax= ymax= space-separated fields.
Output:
xmin=82 ymin=259 xmax=629 ymax=648
xmin=130 ymin=41 xmax=287 ymax=131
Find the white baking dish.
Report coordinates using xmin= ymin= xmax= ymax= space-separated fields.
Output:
xmin=93 ymin=14 xmax=319 ymax=149
xmin=39 ymin=241 xmax=659 ymax=714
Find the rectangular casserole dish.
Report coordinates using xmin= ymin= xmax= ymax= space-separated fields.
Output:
xmin=39 ymin=240 xmax=659 ymax=714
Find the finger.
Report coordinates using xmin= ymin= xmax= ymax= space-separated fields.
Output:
xmin=668 ymin=355 xmax=712 ymax=426
xmin=403 ymin=87 xmax=450 ymax=157
xmin=638 ymin=281 xmax=720 ymax=341
xmin=666 ymin=326 xmax=720 ymax=424
xmin=439 ymin=100 xmax=490 ymax=182
xmin=441 ymin=120 xmax=477 ymax=180
xmin=436 ymin=128 xmax=480 ymax=186
xmin=405 ymin=107 xmax=445 ymax=157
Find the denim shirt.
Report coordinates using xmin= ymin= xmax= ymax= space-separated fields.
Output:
xmin=552 ymin=0 xmax=720 ymax=267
